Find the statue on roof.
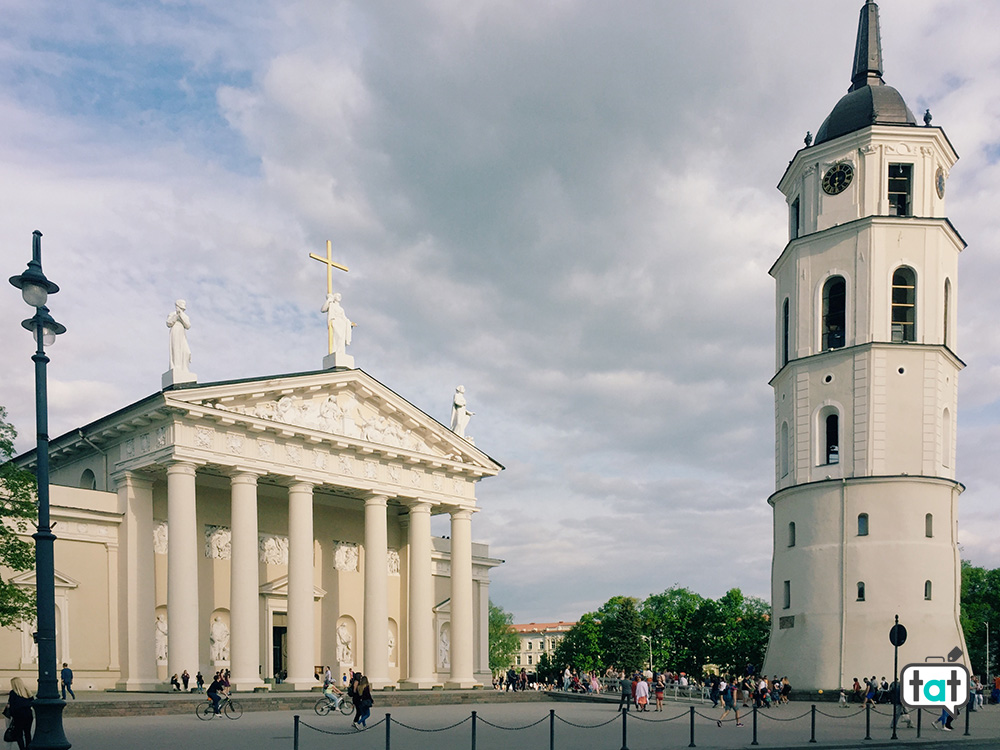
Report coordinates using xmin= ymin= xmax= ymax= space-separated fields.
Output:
xmin=450 ymin=386 xmax=475 ymax=439
xmin=163 ymin=299 xmax=197 ymax=388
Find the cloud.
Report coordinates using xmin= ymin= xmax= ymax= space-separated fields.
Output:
xmin=2 ymin=0 xmax=1000 ymax=622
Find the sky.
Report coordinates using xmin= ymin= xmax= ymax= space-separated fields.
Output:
xmin=2 ymin=0 xmax=999 ymax=623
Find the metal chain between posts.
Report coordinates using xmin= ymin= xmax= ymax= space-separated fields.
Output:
xmin=553 ymin=713 xmax=620 ymax=729
xmin=629 ymin=708 xmax=690 ymax=723
xmin=390 ymin=715 xmax=472 ymax=732
xmin=754 ymin=708 xmax=814 ymax=722
xmin=477 ymin=715 xmax=550 ymax=730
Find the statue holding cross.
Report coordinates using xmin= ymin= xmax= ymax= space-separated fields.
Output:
xmin=310 ymin=240 xmax=356 ymax=369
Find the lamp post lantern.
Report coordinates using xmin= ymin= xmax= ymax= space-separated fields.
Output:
xmin=9 ymin=230 xmax=71 ymax=750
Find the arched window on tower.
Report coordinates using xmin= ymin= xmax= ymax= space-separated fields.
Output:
xmin=925 ymin=513 xmax=933 ymax=538
xmin=891 ymin=267 xmax=916 ymax=342
xmin=858 ymin=513 xmax=869 ymax=536
xmin=924 ymin=580 xmax=933 ymax=600
xmin=857 ymin=582 xmax=866 ymax=601
xmin=825 ymin=413 xmax=839 ymax=465
xmin=790 ymin=197 xmax=801 ymax=240
xmin=780 ymin=422 xmax=790 ymax=478
xmin=80 ymin=468 xmax=97 ymax=490
xmin=943 ymin=278 xmax=951 ymax=348
xmin=822 ymin=276 xmax=846 ymax=350
xmin=782 ymin=298 xmax=790 ymax=366
xmin=788 ymin=522 xmax=796 ymax=547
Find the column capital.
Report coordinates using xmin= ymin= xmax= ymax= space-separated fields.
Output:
xmin=444 ymin=505 xmax=476 ymax=521
xmin=164 ymin=460 xmax=199 ymax=477
xmin=285 ymin=477 xmax=316 ymax=492
xmin=112 ymin=470 xmax=155 ymax=492
xmin=401 ymin=498 xmax=435 ymax=513
xmin=364 ymin=493 xmax=390 ymax=507
xmin=229 ymin=469 xmax=265 ymax=485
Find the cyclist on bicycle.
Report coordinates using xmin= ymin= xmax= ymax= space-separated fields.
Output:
xmin=322 ymin=666 xmax=345 ymax=709
xmin=207 ymin=672 xmax=227 ymax=714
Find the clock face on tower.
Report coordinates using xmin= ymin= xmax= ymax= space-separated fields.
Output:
xmin=822 ymin=162 xmax=854 ymax=195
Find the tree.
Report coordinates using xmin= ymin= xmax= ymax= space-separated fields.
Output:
xmin=553 ymin=612 xmax=603 ymax=673
xmin=960 ymin=560 xmax=1000 ymax=677
xmin=599 ymin=596 xmax=645 ymax=673
xmin=488 ymin=601 xmax=521 ymax=675
xmin=698 ymin=588 xmax=770 ymax=675
xmin=0 ymin=406 xmax=37 ymax=627
xmin=641 ymin=586 xmax=706 ymax=673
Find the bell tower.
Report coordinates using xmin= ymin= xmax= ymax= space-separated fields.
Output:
xmin=762 ymin=0 xmax=968 ymax=690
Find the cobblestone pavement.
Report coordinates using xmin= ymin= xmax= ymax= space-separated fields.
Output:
xmin=61 ymin=699 xmax=1000 ymax=750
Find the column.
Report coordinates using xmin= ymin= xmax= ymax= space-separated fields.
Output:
xmin=166 ymin=461 xmax=200 ymax=681
xmin=364 ymin=494 xmax=390 ymax=688
xmin=230 ymin=471 xmax=265 ymax=691
xmin=114 ymin=472 xmax=158 ymax=690
xmin=446 ymin=507 xmax=476 ymax=688
xmin=400 ymin=500 xmax=436 ymax=689
xmin=285 ymin=480 xmax=316 ymax=689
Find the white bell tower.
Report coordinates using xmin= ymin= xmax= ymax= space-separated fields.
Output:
xmin=762 ymin=0 xmax=968 ymax=690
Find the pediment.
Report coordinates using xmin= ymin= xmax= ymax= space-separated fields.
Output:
xmin=163 ymin=369 xmax=500 ymax=473
xmin=11 ymin=569 xmax=80 ymax=589
xmin=259 ymin=574 xmax=326 ymax=600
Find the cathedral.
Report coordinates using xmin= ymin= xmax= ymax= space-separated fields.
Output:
xmin=1 ymin=298 xmax=502 ymax=691
xmin=762 ymin=1 xmax=968 ymax=689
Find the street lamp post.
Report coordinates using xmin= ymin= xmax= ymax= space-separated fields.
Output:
xmin=9 ymin=230 xmax=71 ymax=750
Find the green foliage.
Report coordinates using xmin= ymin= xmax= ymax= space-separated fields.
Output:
xmin=488 ymin=600 xmax=521 ymax=675
xmin=535 ymin=651 xmax=558 ymax=683
xmin=641 ymin=587 xmax=706 ymax=674
xmin=0 ymin=407 xmax=37 ymax=628
xmin=553 ymin=612 xmax=603 ymax=673
xmin=599 ymin=596 xmax=645 ymax=672
xmin=960 ymin=560 xmax=1000 ymax=677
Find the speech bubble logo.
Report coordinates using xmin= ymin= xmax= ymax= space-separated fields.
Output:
xmin=899 ymin=662 xmax=970 ymax=718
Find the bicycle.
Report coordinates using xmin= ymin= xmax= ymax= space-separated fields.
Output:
xmin=314 ymin=691 xmax=354 ymax=716
xmin=196 ymin=693 xmax=243 ymax=720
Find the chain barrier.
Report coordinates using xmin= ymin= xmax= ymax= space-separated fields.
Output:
xmin=629 ymin=709 xmax=689 ymax=723
xmin=477 ymin=715 xmax=550 ymax=731
xmin=390 ymin=715 xmax=472 ymax=732
xmin=291 ymin=700 xmax=981 ymax=750
xmin=553 ymin=713 xmax=621 ymax=729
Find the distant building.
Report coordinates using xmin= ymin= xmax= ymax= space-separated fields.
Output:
xmin=509 ymin=621 xmax=575 ymax=670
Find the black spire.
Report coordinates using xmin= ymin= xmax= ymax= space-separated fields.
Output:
xmin=849 ymin=0 xmax=884 ymax=92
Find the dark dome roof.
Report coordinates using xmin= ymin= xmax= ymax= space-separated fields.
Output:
xmin=815 ymin=83 xmax=917 ymax=145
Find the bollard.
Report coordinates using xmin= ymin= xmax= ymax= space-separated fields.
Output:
xmin=293 ymin=714 xmax=299 ymax=750
xmin=471 ymin=710 xmax=477 ymax=750
xmin=621 ymin=705 xmax=629 ymax=750
xmin=688 ymin=704 xmax=695 ymax=748
xmin=385 ymin=712 xmax=391 ymax=750
xmin=864 ymin=702 xmax=871 ymax=740
xmin=549 ymin=709 xmax=555 ymax=750
xmin=751 ymin=704 xmax=758 ymax=746
xmin=963 ymin=706 xmax=970 ymax=737
xmin=809 ymin=704 xmax=817 ymax=743
xmin=916 ymin=707 xmax=921 ymax=738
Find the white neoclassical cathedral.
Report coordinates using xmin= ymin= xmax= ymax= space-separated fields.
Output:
xmin=2 ymin=307 xmax=502 ymax=691
xmin=762 ymin=1 xmax=968 ymax=689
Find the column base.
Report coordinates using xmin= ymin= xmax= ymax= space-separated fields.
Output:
xmin=273 ymin=680 xmax=321 ymax=691
xmin=399 ymin=679 xmax=443 ymax=690
xmin=114 ymin=679 xmax=167 ymax=692
xmin=231 ymin=678 xmax=269 ymax=692
xmin=444 ymin=678 xmax=481 ymax=689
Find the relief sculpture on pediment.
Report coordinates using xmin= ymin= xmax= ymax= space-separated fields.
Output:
xmin=209 ymin=391 xmax=438 ymax=453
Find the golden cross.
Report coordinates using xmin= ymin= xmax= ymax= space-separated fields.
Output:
xmin=309 ymin=240 xmax=349 ymax=296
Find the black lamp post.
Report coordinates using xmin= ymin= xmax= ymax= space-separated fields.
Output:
xmin=9 ymin=230 xmax=71 ymax=750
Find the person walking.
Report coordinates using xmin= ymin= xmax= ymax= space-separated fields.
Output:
xmin=634 ymin=674 xmax=650 ymax=711
xmin=352 ymin=674 xmax=373 ymax=730
xmin=60 ymin=662 xmax=76 ymax=700
xmin=5 ymin=677 xmax=34 ymax=750
xmin=717 ymin=677 xmax=743 ymax=727
xmin=618 ymin=673 xmax=632 ymax=712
